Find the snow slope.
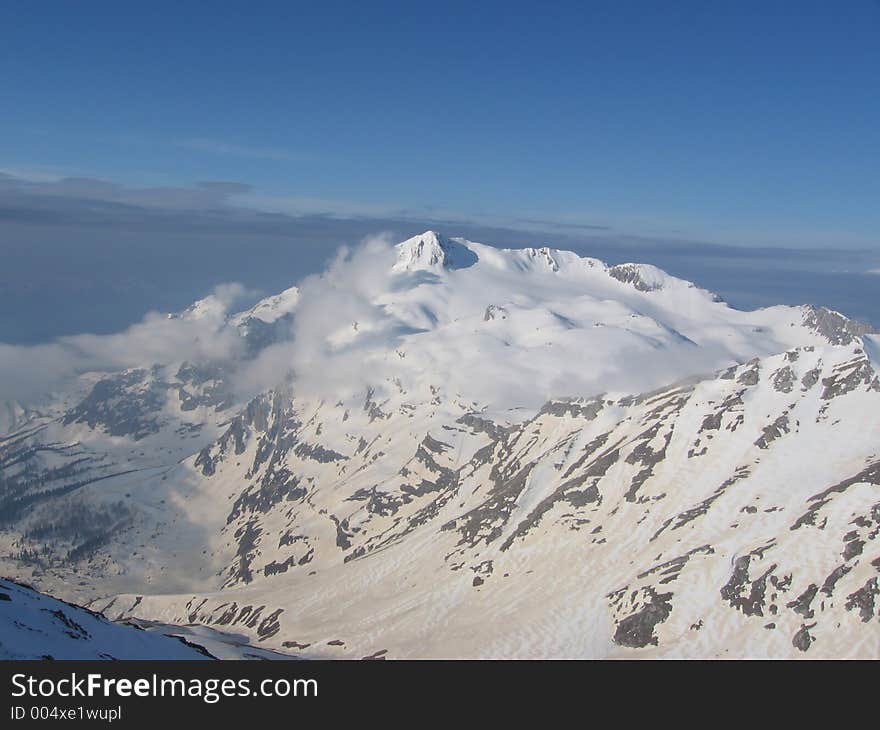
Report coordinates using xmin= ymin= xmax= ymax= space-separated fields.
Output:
xmin=1 ymin=231 xmax=877 ymax=658
xmin=0 ymin=578 xmax=211 ymax=659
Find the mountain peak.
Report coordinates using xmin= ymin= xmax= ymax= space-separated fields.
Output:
xmin=392 ymin=231 xmax=477 ymax=273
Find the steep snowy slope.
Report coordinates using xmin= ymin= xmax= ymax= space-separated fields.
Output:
xmin=0 ymin=578 xmax=211 ymax=659
xmin=92 ymin=342 xmax=880 ymax=658
xmin=1 ymin=231 xmax=877 ymax=658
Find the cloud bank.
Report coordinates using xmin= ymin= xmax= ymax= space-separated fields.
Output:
xmin=0 ymin=284 xmax=251 ymax=403
xmin=2 ymin=168 xmax=879 ymax=382
xmin=0 ymin=234 xmax=404 ymax=408
xmin=3 ymin=225 xmax=880 ymax=426
xmin=231 ymin=235 xmax=404 ymax=403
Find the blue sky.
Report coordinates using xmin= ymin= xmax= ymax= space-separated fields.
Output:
xmin=2 ymin=0 xmax=879 ymax=248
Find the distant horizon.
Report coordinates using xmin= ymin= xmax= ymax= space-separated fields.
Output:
xmin=2 ymin=204 xmax=879 ymax=347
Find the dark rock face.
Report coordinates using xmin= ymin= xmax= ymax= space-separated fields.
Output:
xmin=787 ymin=584 xmax=819 ymax=619
xmin=608 ymin=263 xmax=661 ymax=292
xmin=345 ymin=486 xmax=406 ymax=517
xmin=225 ymin=520 xmax=262 ymax=586
xmin=63 ymin=361 xmax=237 ymax=442
xmin=497 ymin=433 xmax=620 ymax=552
xmin=820 ymin=357 xmax=880 ymax=400
xmin=62 ymin=370 xmax=166 ymax=440
xmin=792 ymin=623 xmax=816 ymax=652
xmin=737 ymin=366 xmax=760 ymax=386
xmin=845 ymin=577 xmax=878 ymax=623
xmin=448 ymin=460 xmax=536 ymax=551
xmin=623 ymin=421 xmax=674 ymax=503
xmin=256 ymin=608 xmax=284 ymax=640
xmin=456 ymin=413 xmax=505 ymax=440
xmin=754 ymin=415 xmax=790 ymax=449
xmin=802 ymin=306 xmax=877 ymax=346
xmin=539 ymin=397 xmax=605 ymax=420
xmin=771 ymin=366 xmax=796 ymax=393
xmin=363 ymin=388 xmax=391 ymax=422
xmin=292 ymin=441 xmax=347 ymax=464
xmin=228 ymin=468 xmax=306 ymax=524
xmin=720 ymin=553 xmax=777 ymax=617
xmin=175 ymin=362 xmax=234 ymax=411
xmin=612 ymin=588 xmax=673 ymax=647
xmin=483 ymin=305 xmax=509 ymax=321
xmin=238 ymin=314 xmax=293 ymax=356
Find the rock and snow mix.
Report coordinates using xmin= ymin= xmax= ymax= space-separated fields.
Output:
xmin=1 ymin=231 xmax=878 ymax=658
xmin=0 ymin=578 xmax=210 ymax=659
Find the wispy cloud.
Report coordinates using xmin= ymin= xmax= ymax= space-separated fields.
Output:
xmin=0 ymin=283 xmax=253 ymax=403
xmin=2 ymin=166 xmax=879 ymax=355
xmin=241 ymin=193 xmax=413 ymax=220
xmin=0 ymin=166 xmax=75 ymax=183
xmin=240 ymin=193 xmax=616 ymax=237
xmin=0 ymin=172 xmax=252 ymax=214
xmin=510 ymin=216 xmax=611 ymax=232
xmin=174 ymin=138 xmax=298 ymax=162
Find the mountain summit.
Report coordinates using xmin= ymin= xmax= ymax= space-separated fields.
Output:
xmin=1 ymin=231 xmax=878 ymax=659
xmin=392 ymin=230 xmax=479 ymax=273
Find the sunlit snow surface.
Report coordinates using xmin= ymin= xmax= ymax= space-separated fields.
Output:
xmin=1 ymin=232 xmax=878 ymax=658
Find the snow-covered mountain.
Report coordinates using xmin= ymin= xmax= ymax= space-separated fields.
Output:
xmin=0 ymin=578 xmax=211 ymax=659
xmin=1 ymin=231 xmax=878 ymax=658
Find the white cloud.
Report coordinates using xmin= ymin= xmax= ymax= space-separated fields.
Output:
xmin=236 ymin=234 xmax=403 ymax=401
xmin=0 ymin=235 xmax=407 ymax=408
xmin=0 ymin=284 xmax=250 ymax=403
